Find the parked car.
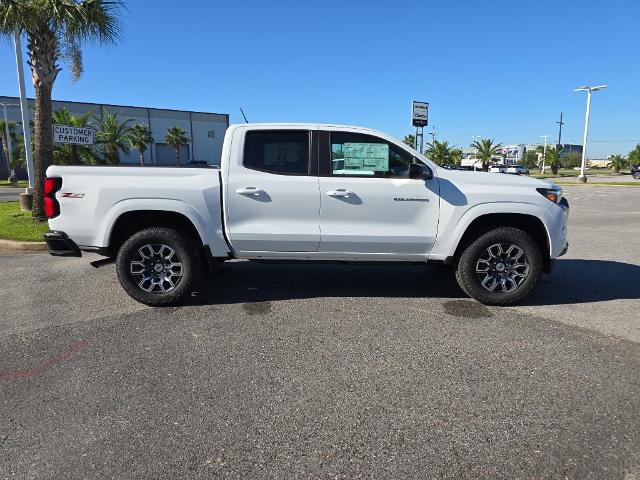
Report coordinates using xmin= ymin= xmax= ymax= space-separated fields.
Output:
xmin=507 ymin=165 xmax=529 ymax=175
xmin=631 ymin=165 xmax=640 ymax=180
xmin=489 ymin=164 xmax=507 ymax=173
xmin=43 ymin=123 xmax=569 ymax=307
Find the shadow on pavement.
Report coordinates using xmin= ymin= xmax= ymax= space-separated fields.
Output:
xmin=188 ymin=262 xmax=463 ymax=305
xmin=520 ymin=259 xmax=640 ymax=306
xmin=187 ymin=258 xmax=640 ymax=307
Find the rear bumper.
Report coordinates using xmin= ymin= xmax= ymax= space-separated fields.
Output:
xmin=44 ymin=230 xmax=81 ymax=257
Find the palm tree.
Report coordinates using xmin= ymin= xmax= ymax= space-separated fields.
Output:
xmin=128 ymin=124 xmax=154 ymax=166
xmin=424 ymin=140 xmax=453 ymax=166
xmin=93 ymin=112 xmax=132 ymax=165
xmin=608 ymin=154 xmax=627 ymax=174
xmin=471 ymin=138 xmax=502 ymax=172
xmin=52 ymin=108 xmax=96 ymax=165
xmin=165 ymin=127 xmax=190 ymax=167
xmin=628 ymin=144 xmax=640 ymax=167
xmin=545 ymin=148 xmax=562 ymax=175
xmin=402 ymin=134 xmax=416 ymax=149
xmin=0 ymin=0 xmax=123 ymax=219
xmin=0 ymin=120 xmax=19 ymax=174
xmin=450 ymin=148 xmax=463 ymax=166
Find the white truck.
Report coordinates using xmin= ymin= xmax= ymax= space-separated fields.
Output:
xmin=43 ymin=124 xmax=569 ymax=306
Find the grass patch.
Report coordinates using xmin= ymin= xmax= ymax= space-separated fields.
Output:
xmin=554 ymin=182 xmax=640 ymax=187
xmin=0 ymin=180 xmax=28 ymax=188
xmin=0 ymin=202 xmax=49 ymax=242
xmin=530 ymin=168 xmax=629 ymax=179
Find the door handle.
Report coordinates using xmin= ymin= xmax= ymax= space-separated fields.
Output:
xmin=236 ymin=187 xmax=265 ymax=196
xmin=326 ymin=189 xmax=353 ymax=198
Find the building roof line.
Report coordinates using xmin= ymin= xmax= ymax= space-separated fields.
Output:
xmin=0 ymin=95 xmax=229 ymax=118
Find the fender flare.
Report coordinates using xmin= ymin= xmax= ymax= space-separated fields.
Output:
xmin=98 ymin=198 xmax=210 ymax=249
xmin=431 ymin=202 xmax=552 ymax=261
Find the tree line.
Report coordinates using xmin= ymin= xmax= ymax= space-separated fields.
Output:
xmin=402 ymin=133 xmax=640 ymax=174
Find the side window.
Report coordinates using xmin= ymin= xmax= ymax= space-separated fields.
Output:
xmin=244 ymin=130 xmax=310 ymax=175
xmin=330 ymin=132 xmax=414 ymax=177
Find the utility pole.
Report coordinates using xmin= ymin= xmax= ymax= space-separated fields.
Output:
xmin=429 ymin=127 xmax=437 ymax=147
xmin=556 ymin=112 xmax=564 ymax=150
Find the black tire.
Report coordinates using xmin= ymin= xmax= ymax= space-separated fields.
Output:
xmin=455 ymin=227 xmax=543 ymax=306
xmin=633 ymin=171 xmax=640 ymax=180
xmin=116 ymin=227 xmax=203 ymax=306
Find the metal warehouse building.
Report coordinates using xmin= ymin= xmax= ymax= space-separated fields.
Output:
xmin=0 ymin=96 xmax=229 ymax=177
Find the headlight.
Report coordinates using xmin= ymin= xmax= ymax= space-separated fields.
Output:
xmin=537 ymin=187 xmax=563 ymax=204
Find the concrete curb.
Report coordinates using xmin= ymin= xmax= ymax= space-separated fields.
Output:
xmin=0 ymin=239 xmax=47 ymax=254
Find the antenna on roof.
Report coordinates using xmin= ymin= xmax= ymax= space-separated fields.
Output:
xmin=239 ymin=107 xmax=249 ymax=123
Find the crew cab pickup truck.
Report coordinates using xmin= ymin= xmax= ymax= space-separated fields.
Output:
xmin=44 ymin=124 xmax=569 ymax=306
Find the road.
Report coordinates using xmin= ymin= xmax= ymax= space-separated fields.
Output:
xmin=1 ymin=185 xmax=639 ymax=479
xmin=0 ymin=186 xmax=21 ymax=202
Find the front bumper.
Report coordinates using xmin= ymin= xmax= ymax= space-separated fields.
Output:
xmin=559 ymin=241 xmax=569 ymax=257
xmin=44 ymin=230 xmax=81 ymax=257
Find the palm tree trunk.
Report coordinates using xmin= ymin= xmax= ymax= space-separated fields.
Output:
xmin=32 ymin=84 xmax=53 ymax=220
xmin=0 ymin=135 xmax=9 ymax=175
xmin=175 ymin=147 xmax=180 ymax=167
xmin=139 ymin=150 xmax=144 ymax=166
xmin=107 ymin=146 xmax=118 ymax=165
xmin=27 ymin=27 xmax=60 ymax=220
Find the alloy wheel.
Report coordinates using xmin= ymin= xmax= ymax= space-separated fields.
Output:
xmin=475 ymin=243 xmax=530 ymax=293
xmin=129 ymin=243 xmax=184 ymax=293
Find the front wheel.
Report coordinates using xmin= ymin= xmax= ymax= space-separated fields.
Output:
xmin=455 ymin=227 xmax=543 ymax=305
xmin=116 ymin=227 xmax=203 ymax=306
xmin=633 ymin=171 xmax=640 ymax=180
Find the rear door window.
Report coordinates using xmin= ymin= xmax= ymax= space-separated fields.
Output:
xmin=244 ymin=130 xmax=310 ymax=175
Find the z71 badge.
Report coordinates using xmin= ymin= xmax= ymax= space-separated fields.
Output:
xmin=61 ymin=192 xmax=85 ymax=199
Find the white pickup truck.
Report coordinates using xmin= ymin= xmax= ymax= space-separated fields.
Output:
xmin=43 ymin=123 xmax=568 ymax=306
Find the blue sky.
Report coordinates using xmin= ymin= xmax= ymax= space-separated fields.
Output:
xmin=1 ymin=0 xmax=639 ymax=157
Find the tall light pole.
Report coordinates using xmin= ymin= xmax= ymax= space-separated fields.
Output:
xmin=14 ymin=31 xmax=35 ymax=193
xmin=471 ymin=135 xmax=481 ymax=171
xmin=540 ymin=135 xmax=550 ymax=174
xmin=574 ymin=85 xmax=607 ymax=182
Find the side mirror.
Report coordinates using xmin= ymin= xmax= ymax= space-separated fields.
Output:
xmin=409 ymin=163 xmax=433 ymax=180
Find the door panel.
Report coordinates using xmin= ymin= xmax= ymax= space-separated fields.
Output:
xmin=225 ymin=129 xmax=321 ymax=253
xmin=318 ymin=177 xmax=438 ymax=254
xmin=318 ymin=131 xmax=439 ymax=256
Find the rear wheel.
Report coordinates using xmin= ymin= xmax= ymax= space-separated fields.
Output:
xmin=455 ymin=227 xmax=543 ymax=305
xmin=633 ymin=171 xmax=640 ymax=180
xmin=116 ymin=227 xmax=202 ymax=306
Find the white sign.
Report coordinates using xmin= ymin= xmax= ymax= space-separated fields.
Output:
xmin=53 ymin=124 xmax=94 ymax=145
xmin=412 ymin=101 xmax=429 ymax=127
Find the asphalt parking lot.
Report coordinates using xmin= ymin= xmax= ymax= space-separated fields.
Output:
xmin=1 ymin=185 xmax=639 ymax=479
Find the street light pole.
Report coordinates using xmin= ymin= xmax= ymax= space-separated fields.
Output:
xmin=471 ymin=135 xmax=481 ymax=171
xmin=540 ymin=135 xmax=550 ymax=174
xmin=574 ymin=85 xmax=607 ymax=183
xmin=14 ymin=31 xmax=35 ymax=192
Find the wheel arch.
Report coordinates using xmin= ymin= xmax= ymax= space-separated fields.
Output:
xmin=108 ymin=210 xmax=205 ymax=255
xmin=450 ymin=212 xmax=552 ymax=272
